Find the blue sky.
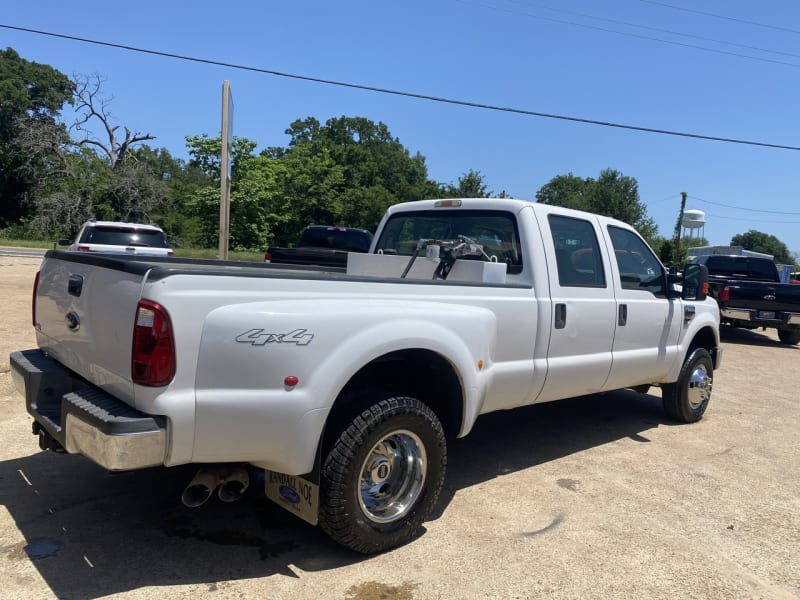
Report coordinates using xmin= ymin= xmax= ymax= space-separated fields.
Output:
xmin=2 ymin=0 xmax=799 ymax=254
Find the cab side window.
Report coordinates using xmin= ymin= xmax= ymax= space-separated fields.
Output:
xmin=608 ymin=226 xmax=665 ymax=295
xmin=548 ymin=215 xmax=606 ymax=287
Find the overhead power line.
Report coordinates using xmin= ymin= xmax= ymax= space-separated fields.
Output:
xmin=457 ymin=0 xmax=800 ymax=68
xmin=639 ymin=0 xmax=800 ymax=36
xmin=2 ymin=23 xmax=800 ymax=151
xmin=689 ymin=195 xmax=800 ymax=216
xmin=501 ymin=0 xmax=800 ymax=60
xmin=647 ymin=193 xmax=681 ymax=205
xmin=706 ymin=213 xmax=800 ymax=225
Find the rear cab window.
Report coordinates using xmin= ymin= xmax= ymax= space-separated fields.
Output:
xmin=697 ymin=256 xmax=779 ymax=281
xmin=298 ymin=228 xmax=373 ymax=252
xmin=373 ymin=209 xmax=523 ymax=274
xmin=80 ymin=226 xmax=170 ymax=248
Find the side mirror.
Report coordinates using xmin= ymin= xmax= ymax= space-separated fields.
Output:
xmin=58 ymin=239 xmax=70 ymax=246
xmin=681 ymin=263 xmax=709 ymax=301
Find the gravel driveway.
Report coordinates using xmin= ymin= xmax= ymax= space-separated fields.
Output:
xmin=0 ymin=255 xmax=797 ymax=600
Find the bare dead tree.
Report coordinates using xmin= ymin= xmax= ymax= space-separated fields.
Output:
xmin=28 ymin=190 xmax=91 ymax=235
xmin=109 ymin=161 xmax=168 ymax=222
xmin=71 ymin=74 xmax=155 ymax=168
xmin=13 ymin=116 xmax=75 ymax=185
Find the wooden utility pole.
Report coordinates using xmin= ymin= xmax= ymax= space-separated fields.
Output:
xmin=219 ymin=80 xmax=233 ymax=260
xmin=673 ymin=191 xmax=687 ymax=265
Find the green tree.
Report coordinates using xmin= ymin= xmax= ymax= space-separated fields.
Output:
xmin=26 ymin=148 xmax=108 ymax=236
xmin=275 ymin=140 xmax=346 ymax=238
xmin=282 ymin=116 xmax=432 ymax=200
xmin=535 ymin=173 xmax=591 ymax=211
xmin=536 ymin=169 xmax=658 ymax=242
xmin=4 ymin=68 xmax=170 ymax=237
xmin=653 ymin=235 xmax=710 ymax=266
xmin=130 ymin=145 xmax=213 ymax=246
xmin=730 ymin=230 xmax=795 ymax=266
xmin=0 ymin=47 xmax=74 ymax=226
xmin=229 ymin=155 xmax=290 ymax=249
xmin=273 ymin=116 xmax=441 ymax=241
xmin=184 ymin=134 xmax=290 ymax=249
xmin=10 ymin=114 xmax=101 ymax=237
xmin=441 ymin=169 xmax=491 ymax=198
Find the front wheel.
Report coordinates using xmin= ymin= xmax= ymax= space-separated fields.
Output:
xmin=662 ymin=347 xmax=714 ymax=423
xmin=319 ymin=395 xmax=446 ymax=554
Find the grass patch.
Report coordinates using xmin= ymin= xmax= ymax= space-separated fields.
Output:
xmin=0 ymin=239 xmax=58 ymax=250
xmin=173 ymin=248 xmax=265 ymax=262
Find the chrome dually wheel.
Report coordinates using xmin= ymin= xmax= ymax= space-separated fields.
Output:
xmin=359 ymin=429 xmax=427 ymax=524
xmin=320 ymin=395 xmax=446 ymax=554
xmin=662 ymin=347 xmax=714 ymax=423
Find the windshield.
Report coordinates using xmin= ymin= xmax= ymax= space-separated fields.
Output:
xmin=374 ymin=209 xmax=523 ymax=274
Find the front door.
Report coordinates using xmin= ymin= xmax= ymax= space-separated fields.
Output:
xmin=603 ymin=225 xmax=682 ymax=389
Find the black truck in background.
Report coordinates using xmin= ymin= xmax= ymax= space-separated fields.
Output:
xmin=264 ymin=225 xmax=373 ymax=268
xmin=689 ymin=254 xmax=800 ymax=345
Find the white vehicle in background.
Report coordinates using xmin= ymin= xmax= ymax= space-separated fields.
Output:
xmin=60 ymin=219 xmax=174 ymax=257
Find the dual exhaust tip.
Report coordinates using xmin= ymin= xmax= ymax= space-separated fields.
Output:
xmin=181 ymin=464 xmax=250 ymax=508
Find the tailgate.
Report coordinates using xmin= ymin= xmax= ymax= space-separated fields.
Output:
xmin=773 ymin=284 xmax=800 ymax=312
xmin=728 ymin=282 xmax=800 ymax=313
xmin=34 ymin=252 xmax=148 ymax=404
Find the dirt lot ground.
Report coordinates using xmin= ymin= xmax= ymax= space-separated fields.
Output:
xmin=0 ymin=255 xmax=798 ymax=600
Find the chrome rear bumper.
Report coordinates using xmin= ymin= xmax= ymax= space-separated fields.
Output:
xmin=11 ymin=349 xmax=166 ymax=471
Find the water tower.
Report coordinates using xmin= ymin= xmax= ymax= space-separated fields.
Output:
xmin=681 ymin=209 xmax=706 ymax=239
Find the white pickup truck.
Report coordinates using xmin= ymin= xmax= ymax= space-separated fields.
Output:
xmin=11 ymin=198 xmax=721 ymax=554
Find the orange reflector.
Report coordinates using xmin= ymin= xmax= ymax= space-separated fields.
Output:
xmin=478 ymin=360 xmax=484 ymax=369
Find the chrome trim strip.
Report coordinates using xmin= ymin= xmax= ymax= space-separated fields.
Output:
xmin=720 ymin=308 xmax=752 ymax=321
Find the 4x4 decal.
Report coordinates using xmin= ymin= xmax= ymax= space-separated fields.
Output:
xmin=236 ymin=328 xmax=314 ymax=346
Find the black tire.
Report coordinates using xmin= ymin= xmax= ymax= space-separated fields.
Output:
xmin=319 ymin=395 xmax=446 ymax=554
xmin=777 ymin=328 xmax=800 ymax=345
xmin=662 ymin=347 xmax=714 ymax=423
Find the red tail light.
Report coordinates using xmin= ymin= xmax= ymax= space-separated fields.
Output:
xmin=32 ymin=270 xmax=41 ymax=327
xmin=76 ymin=245 xmax=91 ymax=251
xmin=132 ymin=300 xmax=176 ymax=386
xmin=719 ymin=286 xmax=730 ymax=302
xmin=264 ymin=251 xmax=272 ymax=263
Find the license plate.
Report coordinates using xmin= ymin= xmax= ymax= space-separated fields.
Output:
xmin=758 ymin=311 xmax=776 ymax=319
xmin=265 ymin=471 xmax=319 ymax=525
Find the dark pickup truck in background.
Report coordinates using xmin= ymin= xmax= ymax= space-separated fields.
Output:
xmin=264 ymin=225 xmax=373 ymax=268
xmin=690 ymin=254 xmax=800 ymax=345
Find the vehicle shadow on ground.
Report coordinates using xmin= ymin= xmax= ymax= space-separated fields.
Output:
xmin=719 ymin=324 xmax=797 ymax=348
xmin=1 ymin=389 xmax=670 ymax=598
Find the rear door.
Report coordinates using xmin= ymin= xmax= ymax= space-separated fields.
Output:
xmin=536 ymin=211 xmax=616 ymax=402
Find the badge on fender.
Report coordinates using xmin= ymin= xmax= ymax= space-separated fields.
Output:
xmin=236 ymin=328 xmax=314 ymax=346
